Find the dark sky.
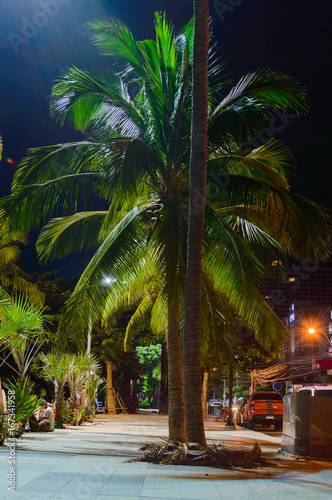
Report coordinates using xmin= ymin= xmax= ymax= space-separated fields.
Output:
xmin=0 ymin=0 xmax=331 ymax=275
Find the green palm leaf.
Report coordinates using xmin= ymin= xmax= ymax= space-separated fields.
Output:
xmin=214 ymin=68 xmax=309 ymax=117
xmin=36 ymin=211 xmax=108 ymax=264
xmin=63 ymin=203 xmax=155 ymax=327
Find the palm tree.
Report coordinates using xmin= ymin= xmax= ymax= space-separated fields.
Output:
xmin=0 ymin=295 xmax=47 ymax=381
xmin=1 ymin=13 xmax=331 ymax=442
xmin=38 ymin=351 xmax=74 ymax=427
xmin=67 ymin=352 xmax=101 ymax=408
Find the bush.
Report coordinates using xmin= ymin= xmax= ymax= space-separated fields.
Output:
xmin=1 ymin=378 xmax=43 ymax=445
xmin=62 ymin=404 xmax=94 ymax=426
xmin=139 ymin=399 xmax=151 ymax=409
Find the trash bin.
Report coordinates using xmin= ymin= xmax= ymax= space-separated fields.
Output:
xmin=281 ymin=395 xmax=332 ymax=458
xmin=213 ymin=405 xmax=221 ymax=419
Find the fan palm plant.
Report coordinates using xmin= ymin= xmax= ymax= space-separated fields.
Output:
xmin=0 ymin=378 xmax=43 ymax=444
xmin=0 ymin=296 xmax=47 ymax=381
xmin=67 ymin=352 xmax=101 ymax=408
xmin=38 ymin=351 xmax=75 ymax=427
xmin=85 ymin=373 xmax=105 ymax=407
xmin=0 ymin=13 xmax=331 ymax=442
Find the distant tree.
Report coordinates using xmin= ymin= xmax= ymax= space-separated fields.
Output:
xmin=136 ymin=344 xmax=162 ymax=403
xmin=24 ymin=271 xmax=76 ymax=347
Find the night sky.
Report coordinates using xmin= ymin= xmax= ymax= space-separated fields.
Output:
xmin=0 ymin=0 xmax=331 ymax=275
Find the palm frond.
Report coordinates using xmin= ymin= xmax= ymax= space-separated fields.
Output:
xmin=0 ymin=245 xmax=20 ymax=266
xmin=124 ymin=292 xmax=156 ymax=350
xmin=209 ymin=174 xmax=332 ymax=259
xmin=150 ymin=292 xmax=167 ymax=337
xmin=36 ymin=211 xmax=107 ymax=264
xmin=208 ymin=139 xmax=294 ymax=189
xmin=0 ymin=287 xmax=11 ymax=312
xmin=214 ymin=68 xmax=309 ymax=117
xmin=50 ymin=66 xmax=146 ymax=138
xmin=62 ymin=203 xmax=155 ymax=328
xmin=204 ymin=254 xmax=288 ymax=349
xmin=86 ymin=17 xmax=142 ymax=72
xmin=0 ymin=295 xmax=46 ymax=341
xmin=12 ymin=141 xmax=106 ymax=188
xmin=0 ymin=172 xmax=101 ymax=235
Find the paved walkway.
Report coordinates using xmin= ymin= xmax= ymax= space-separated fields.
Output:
xmin=0 ymin=413 xmax=331 ymax=499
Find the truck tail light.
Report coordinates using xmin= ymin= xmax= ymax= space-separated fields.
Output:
xmin=250 ymin=403 xmax=255 ymax=414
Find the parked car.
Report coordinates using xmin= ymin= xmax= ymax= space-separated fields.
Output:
xmin=296 ymin=386 xmax=332 ymax=397
xmin=242 ymin=391 xmax=283 ymax=431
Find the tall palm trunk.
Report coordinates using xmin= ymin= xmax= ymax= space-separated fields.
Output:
xmin=55 ymin=383 xmax=64 ymax=428
xmin=167 ymin=271 xmax=186 ymax=441
xmin=201 ymin=368 xmax=209 ymax=418
xmin=106 ymin=359 xmax=116 ymax=414
xmin=159 ymin=341 xmax=168 ymax=414
xmin=183 ymin=0 xmax=209 ymax=446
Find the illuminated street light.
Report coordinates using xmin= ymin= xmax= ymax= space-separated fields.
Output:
xmin=308 ymin=328 xmax=315 ymax=334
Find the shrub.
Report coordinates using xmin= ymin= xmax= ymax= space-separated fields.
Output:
xmin=139 ymin=399 xmax=151 ymax=409
xmin=1 ymin=378 xmax=43 ymax=445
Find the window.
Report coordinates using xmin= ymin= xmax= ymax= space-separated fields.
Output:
xmin=298 ymin=390 xmax=312 ymax=396
xmin=315 ymin=390 xmax=332 ymax=397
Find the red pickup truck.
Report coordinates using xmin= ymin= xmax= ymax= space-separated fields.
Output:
xmin=242 ymin=392 xmax=283 ymax=431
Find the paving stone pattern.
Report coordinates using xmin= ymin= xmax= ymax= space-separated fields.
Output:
xmin=0 ymin=414 xmax=331 ymax=499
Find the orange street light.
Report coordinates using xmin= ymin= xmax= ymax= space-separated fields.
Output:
xmin=308 ymin=328 xmax=315 ymax=334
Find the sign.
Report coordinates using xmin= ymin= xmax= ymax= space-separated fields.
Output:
xmin=312 ymin=358 xmax=332 ymax=370
xmin=273 ymin=382 xmax=283 ymax=391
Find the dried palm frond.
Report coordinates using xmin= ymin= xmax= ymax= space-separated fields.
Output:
xmin=136 ymin=439 xmax=261 ymax=469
